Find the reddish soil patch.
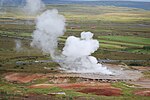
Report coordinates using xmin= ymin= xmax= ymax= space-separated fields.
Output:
xmin=29 ymin=83 xmax=122 ymax=96
xmin=4 ymin=73 xmax=44 ymax=83
xmin=29 ymin=84 xmax=54 ymax=88
xmin=134 ymin=90 xmax=150 ymax=96
xmin=29 ymin=83 xmax=111 ymax=89
xmin=57 ymin=83 xmax=111 ymax=89
xmin=78 ymin=87 xmax=122 ymax=96
xmin=57 ymin=83 xmax=86 ymax=89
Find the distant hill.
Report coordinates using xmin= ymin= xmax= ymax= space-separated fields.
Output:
xmin=44 ymin=0 xmax=150 ymax=10
xmin=0 ymin=0 xmax=150 ymax=10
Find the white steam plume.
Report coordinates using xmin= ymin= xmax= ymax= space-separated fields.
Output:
xmin=61 ymin=32 xmax=112 ymax=74
xmin=15 ymin=39 xmax=22 ymax=52
xmin=63 ymin=32 xmax=99 ymax=58
xmin=24 ymin=0 xmax=45 ymax=15
xmin=31 ymin=9 xmax=66 ymax=58
xmin=31 ymin=3 xmax=112 ymax=74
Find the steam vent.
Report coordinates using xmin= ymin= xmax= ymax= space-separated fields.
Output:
xmin=0 ymin=0 xmax=150 ymax=99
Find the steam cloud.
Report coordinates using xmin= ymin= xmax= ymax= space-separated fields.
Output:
xmin=60 ymin=32 xmax=112 ymax=74
xmin=30 ymin=1 xmax=112 ymax=74
xmin=15 ymin=39 xmax=22 ymax=52
xmin=24 ymin=0 xmax=45 ymax=15
xmin=31 ymin=9 xmax=66 ymax=58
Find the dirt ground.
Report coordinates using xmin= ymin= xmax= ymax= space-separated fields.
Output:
xmin=128 ymin=78 xmax=150 ymax=88
xmin=29 ymin=82 xmax=122 ymax=96
xmin=78 ymin=87 xmax=122 ymax=96
xmin=3 ymin=72 xmax=123 ymax=96
xmin=134 ymin=90 xmax=150 ymax=96
xmin=3 ymin=63 xmax=145 ymax=83
xmin=2 ymin=64 xmax=150 ymax=97
xmin=29 ymin=82 xmax=112 ymax=89
xmin=4 ymin=73 xmax=45 ymax=83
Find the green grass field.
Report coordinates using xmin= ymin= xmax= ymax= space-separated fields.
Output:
xmin=98 ymin=36 xmax=150 ymax=54
xmin=0 ymin=4 xmax=150 ymax=100
xmin=1 ymin=5 xmax=150 ymax=37
xmin=99 ymin=36 xmax=150 ymax=45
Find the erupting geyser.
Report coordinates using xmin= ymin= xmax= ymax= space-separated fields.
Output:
xmin=61 ymin=32 xmax=112 ymax=74
xmin=31 ymin=9 xmax=112 ymax=74
xmin=30 ymin=0 xmax=112 ymax=74
xmin=31 ymin=9 xmax=66 ymax=58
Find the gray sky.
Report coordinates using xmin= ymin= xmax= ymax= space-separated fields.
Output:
xmin=68 ymin=0 xmax=150 ymax=2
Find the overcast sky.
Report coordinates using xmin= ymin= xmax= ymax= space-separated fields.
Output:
xmin=67 ymin=0 xmax=150 ymax=2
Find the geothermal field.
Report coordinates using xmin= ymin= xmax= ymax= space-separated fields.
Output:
xmin=0 ymin=0 xmax=150 ymax=100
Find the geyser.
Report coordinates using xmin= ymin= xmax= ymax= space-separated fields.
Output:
xmin=30 ymin=6 xmax=112 ymax=75
xmin=31 ymin=9 xmax=66 ymax=58
xmin=60 ymin=32 xmax=112 ymax=74
xmin=24 ymin=0 xmax=45 ymax=15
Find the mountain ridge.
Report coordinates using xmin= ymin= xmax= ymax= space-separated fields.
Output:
xmin=0 ymin=0 xmax=150 ymax=10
